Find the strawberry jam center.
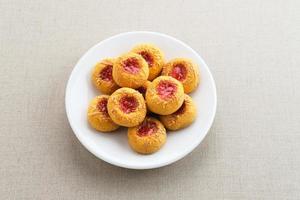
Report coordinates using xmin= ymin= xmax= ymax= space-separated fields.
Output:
xmin=119 ymin=96 xmax=138 ymax=114
xmin=137 ymin=121 xmax=158 ymax=137
xmin=99 ymin=65 xmax=113 ymax=81
xmin=139 ymin=51 xmax=153 ymax=67
xmin=123 ymin=58 xmax=140 ymax=74
xmin=170 ymin=64 xmax=187 ymax=81
xmin=96 ymin=98 xmax=109 ymax=116
xmin=174 ymin=101 xmax=186 ymax=115
xmin=157 ymin=80 xmax=177 ymax=99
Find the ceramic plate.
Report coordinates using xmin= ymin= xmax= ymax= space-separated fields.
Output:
xmin=65 ymin=31 xmax=217 ymax=169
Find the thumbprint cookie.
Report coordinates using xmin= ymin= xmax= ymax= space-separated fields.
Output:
xmin=146 ymin=76 xmax=184 ymax=115
xmin=162 ymin=58 xmax=199 ymax=93
xmin=87 ymin=95 xmax=119 ymax=132
xmin=113 ymin=52 xmax=149 ymax=89
xmin=107 ymin=88 xmax=146 ymax=127
xmin=131 ymin=43 xmax=164 ymax=81
xmin=91 ymin=58 xmax=119 ymax=94
xmin=128 ymin=117 xmax=166 ymax=154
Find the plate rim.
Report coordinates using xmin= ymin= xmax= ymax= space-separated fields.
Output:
xmin=65 ymin=31 xmax=217 ymax=169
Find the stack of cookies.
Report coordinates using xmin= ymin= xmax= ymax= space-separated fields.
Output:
xmin=87 ymin=44 xmax=200 ymax=154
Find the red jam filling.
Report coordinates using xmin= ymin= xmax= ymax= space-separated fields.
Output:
xmin=156 ymin=80 xmax=177 ymax=99
xmin=119 ymin=96 xmax=138 ymax=114
xmin=96 ymin=98 xmax=109 ymax=116
xmin=137 ymin=121 xmax=158 ymax=137
xmin=173 ymin=101 xmax=186 ymax=115
xmin=123 ymin=58 xmax=140 ymax=74
xmin=137 ymin=86 xmax=146 ymax=96
xmin=99 ymin=65 xmax=113 ymax=81
xmin=170 ymin=64 xmax=187 ymax=81
xmin=139 ymin=51 xmax=153 ymax=67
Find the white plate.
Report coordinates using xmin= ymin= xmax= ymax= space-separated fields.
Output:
xmin=65 ymin=31 xmax=217 ymax=169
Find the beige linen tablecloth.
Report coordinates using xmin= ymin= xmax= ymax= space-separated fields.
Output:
xmin=1 ymin=0 xmax=299 ymax=199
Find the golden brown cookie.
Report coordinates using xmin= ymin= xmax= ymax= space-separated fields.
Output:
xmin=162 ymin=58 xmax=200 ymax=93
xmin=91 ymin=58 xmax=119 ymax=94
xmin=107 ymin=88 xmax=146 ymax=127
xmin=87 ymin=95 xmax=119 ymax=132
xmin=113 ymin=52 xmax=149 ymax=89
xmin=146 ymin=76 xmax=184 ymax=115
xmin=131 ymin=44 xmax=164 ymax=81
xmin=128 ymin=117 xmax=166 ymax=154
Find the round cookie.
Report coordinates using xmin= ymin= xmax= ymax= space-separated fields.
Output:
xmin=113 ymin=52 xmax=149 ymax=89
xmin=87 ymin=95 xmax=119 ymax=132
xmin=107 ymin=88 xmax=146 ymax=127
xmin=91 ymin=58 xmax=119 ymax=94
xmin=146 ymin=76 xmax=184 ymax=115
xmin=162 ymin=58 xmax=200 ymax=93
xmin=128 ymin=117 xmax=166 ymax=154
xmin=131 ymin=44 xmax=164 ymax=81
